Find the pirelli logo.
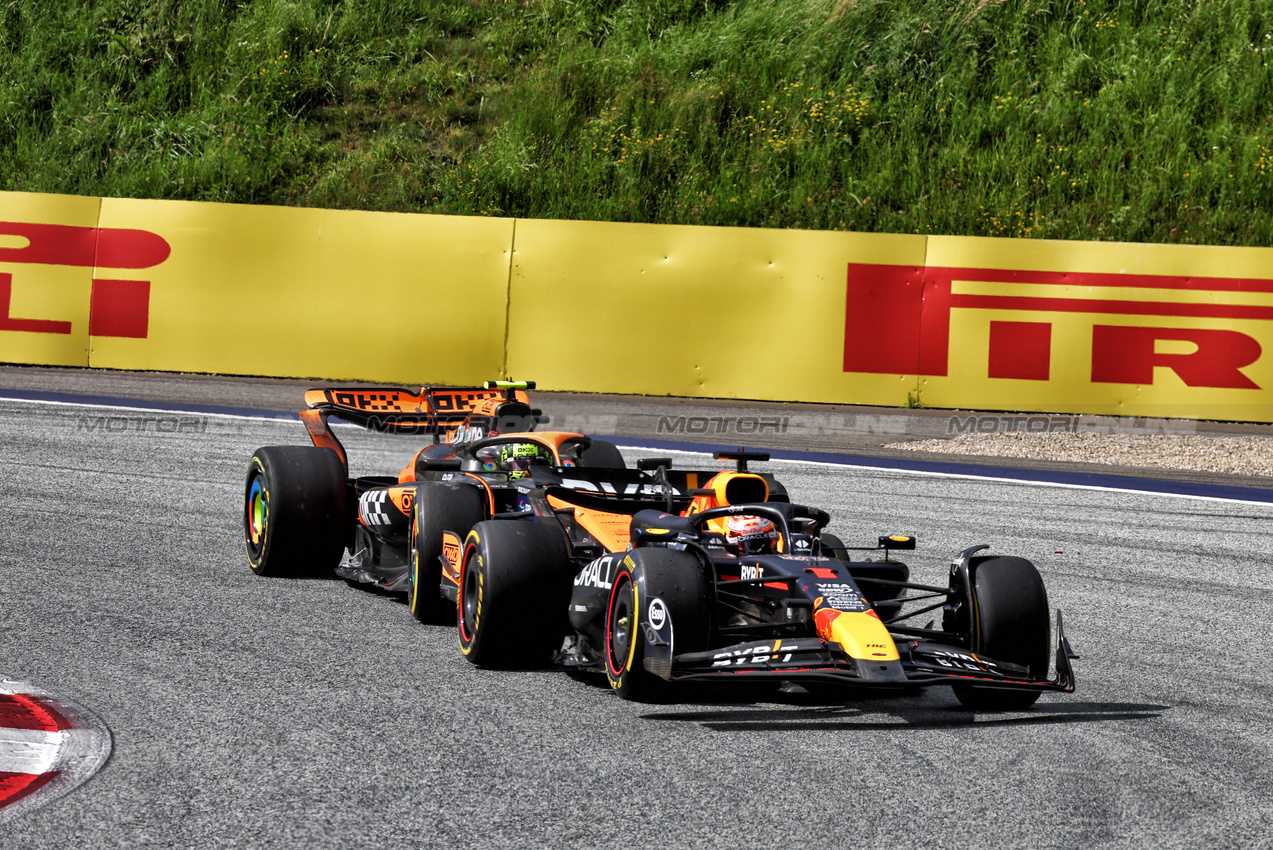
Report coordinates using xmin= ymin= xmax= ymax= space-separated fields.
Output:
xmin=845 ymin=263 xmax=1270 ymax=390
xmin=0 ymin=221 xmax=171 ymax=339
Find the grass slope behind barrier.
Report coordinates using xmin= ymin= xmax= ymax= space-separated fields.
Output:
xmin=3 ymin=0 xmax=1272 ymax=246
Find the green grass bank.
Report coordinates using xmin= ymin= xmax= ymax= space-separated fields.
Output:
xmin=3 ymin=0 xmax=1273 ymax=246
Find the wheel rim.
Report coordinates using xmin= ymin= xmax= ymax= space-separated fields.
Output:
xmin=607 ymin=575 xmax=634 ymax=676
xmin=460 ymin=549 xmax=480 ymax=641
xmin=409 ymin=548 xmax=420 ymax=610
xmin=245 ymin=475 xmax=267 ymax=555
xmin=408 ymin=512 xmax=420 ymax=611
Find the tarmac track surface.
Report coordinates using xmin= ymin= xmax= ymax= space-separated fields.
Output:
xmin=2 ymin=396 xmax=1272 ymax=848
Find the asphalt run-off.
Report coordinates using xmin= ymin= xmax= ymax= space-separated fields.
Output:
xmin=1 ymin=383 xmax=1270 ymax=847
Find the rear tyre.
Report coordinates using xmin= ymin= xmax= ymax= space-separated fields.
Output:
xmin=605 ymin=547 xmax=712 ymax=702
xmin=409 ymin=483 xmax=487 ymax=624
xmin=244 ymin=446 xmax=347 ymax=578
xmin=580 ymin=439 xmax=626 ymax=469
xmin=457 ymin=521 xmax=572 ymax=667
xmin=952 ymin=555 xmax=1051 ymax=711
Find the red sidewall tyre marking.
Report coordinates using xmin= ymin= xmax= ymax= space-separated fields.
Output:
xmin=457 ymin=541 xmax=480 ymax=647
xmin=605 ymin=568 xmax=635 ymax=679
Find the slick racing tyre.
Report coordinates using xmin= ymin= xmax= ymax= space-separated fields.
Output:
xmin=605 ymin=547 xmax=712 ymax=702
xmin=244 ymin=446 xmax=347 ymax=578
xmin=952 ymin=555 xmax=1051 ymax=711
xmin=457 ymin=520 xmax=572 ymax=667
xmin=409 ymin=482 xmax=486 ymax=624
xmin=580 ymin=439 xmax=626 ymax=469
xmin=820 ymin=532 xmax=850 ymax=561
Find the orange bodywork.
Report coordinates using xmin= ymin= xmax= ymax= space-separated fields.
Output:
xmin=682 ymin=471 xmax=780 ymax=548
xmin=387 ymin=485 xmax=416 ymax=516
xmin=302 ymin=386 xmax=527 ymax=419
xmin=300 ymin=386 xmax=533 ymax=455
xmin=299 ymin=408 xmax=346 ymax=465
xmin=440 ymin=530 xmax=464 ymax=588
xmin=399 ymin=449 xmax=426 ymax=483
xmin=683 ymin=471 xmax=770 ymax=520
xmin=301 ymin=384 xmax=538 ymax=475
xmin=547 ymin=494 xmax=632 ymax=552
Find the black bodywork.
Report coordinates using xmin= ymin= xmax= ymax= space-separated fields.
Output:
xmin=464 ymin=461 xmax=1077 ymax=702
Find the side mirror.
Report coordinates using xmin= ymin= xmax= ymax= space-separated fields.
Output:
xmin=713 ymin=449 xmax=770 ymax=472
xmin=879 ymin=535 xmax=916 ymax=551
xmin=419 ymin=458 xmax=463 ymax=472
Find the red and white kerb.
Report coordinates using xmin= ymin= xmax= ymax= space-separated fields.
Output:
xmin=0 ymin=678 xmax=112 ymax=824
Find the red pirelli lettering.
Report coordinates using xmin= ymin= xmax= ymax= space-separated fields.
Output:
xmin=0 ymin=273 xmax=72 ymax=334
xmin=0 ymin=221 xmax=171 ymax=339
xmin=988 ymin=321 xmax=1052 ymax=381
xmin=1091 ymin=325 xmax=1262 ymax=389
xmin=0 ymin=222 xmax=170 ymax=269
xmin=89 ymin=279 xmax=150 ymax=338
xmin=846 ymin=263 xmax=1270 ymax=389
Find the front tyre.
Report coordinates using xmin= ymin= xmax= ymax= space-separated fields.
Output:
xmin=952 ymin=555 xmax=1051 ymax=711
xmin=244 ymin=446 xmax=347 ymax=578
xmin=409 ymin=482 xmax=486 ymax=624
xmin=456 ymin=520 xmax=572 ymax=667
xmin=605 ymin=547 xmax=712 ymax=702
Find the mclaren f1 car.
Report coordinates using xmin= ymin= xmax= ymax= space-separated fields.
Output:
xmin=453 ymin=453 xmax=1077 ymax=710
xmin=242 ymin=380 xmax=633 ymax=621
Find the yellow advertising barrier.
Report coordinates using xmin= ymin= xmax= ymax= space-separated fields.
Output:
xmin=848 ymin=236 xmax=1273 ymax=422
xmin=0 ymin=192 xmax=102 ymax=367
xmin=0 ymin=191 xmax=514 ymax=385
xmin=89 ymin=198 xmax=514 ymax=384
xmin=5 ymin=188 xmax=1273 ymax=422
xmin=509 ymin=221 xmax=1273 ymax=421
xmin=505 ymin=218 xmax=927 ymax=404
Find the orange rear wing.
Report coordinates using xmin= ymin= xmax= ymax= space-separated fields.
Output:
xmin=303 ymin=385 xmax=531 ymax=432
xmin=299 ymin=381 xmax=537 ymax=468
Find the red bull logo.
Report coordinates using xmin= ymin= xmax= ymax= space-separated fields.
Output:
xmin=0 ymin=221 xmax=171 ymax=338
xmin=814 ymin=604 xmax=899 ymax=661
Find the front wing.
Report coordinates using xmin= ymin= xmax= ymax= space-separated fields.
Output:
xmin=643 ymin=609 xmax=1077 ymax=694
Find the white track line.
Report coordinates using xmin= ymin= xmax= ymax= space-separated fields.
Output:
xmin=3 ymin=395 xmax=1269 ymax=506
xmin=614 ymin=443 xmax=1273 ymax=507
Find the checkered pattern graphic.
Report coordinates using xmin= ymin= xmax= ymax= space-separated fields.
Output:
xmin=332 ymin=392 xmax=405 ymax=412
xmin=362 ymin=393 xmax=402 ymax=412
xmin=359 ymin=490 xmax=392 ymax=526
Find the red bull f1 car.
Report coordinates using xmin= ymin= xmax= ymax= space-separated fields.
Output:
xmin=452 ymin=451 xmax=1078 ymax=709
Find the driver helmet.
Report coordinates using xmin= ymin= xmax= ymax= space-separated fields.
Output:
xmin=497 ymin=441 xmax=547 ymax=478
xmin=724 ymin=514 xmax=778 ymax=555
